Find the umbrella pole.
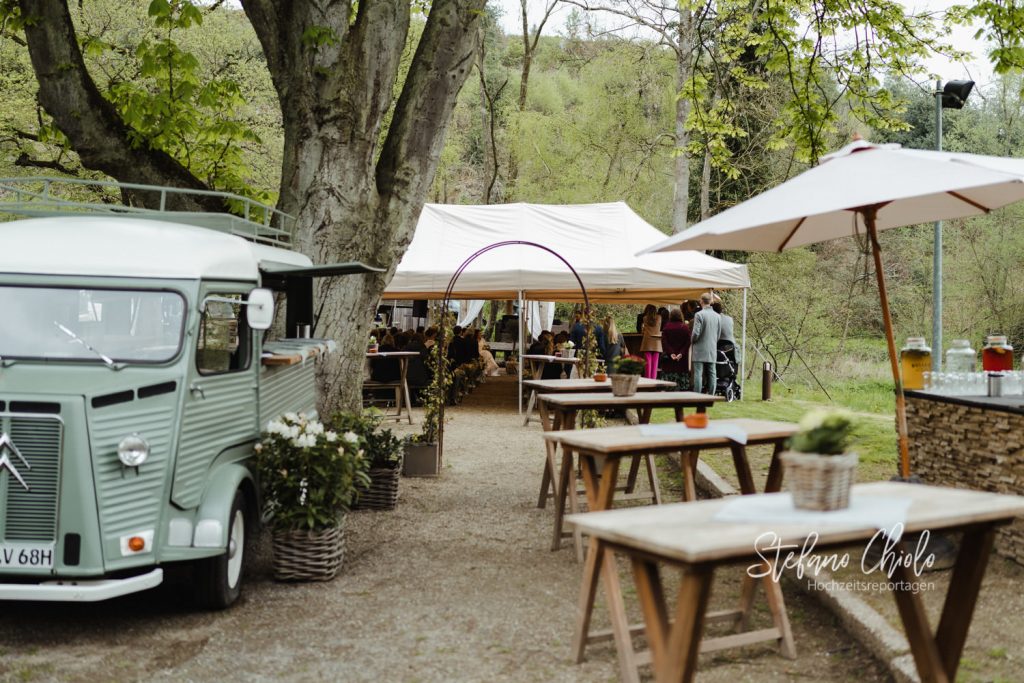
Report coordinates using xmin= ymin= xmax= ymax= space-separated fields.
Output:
xmin=866 ymin=212 xmax=912 ymax=478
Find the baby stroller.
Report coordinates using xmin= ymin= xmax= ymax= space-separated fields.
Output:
xmin=715 ymin=340 xmax=741 ymax=402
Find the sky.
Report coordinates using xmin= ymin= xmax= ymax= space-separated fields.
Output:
xmin=491 ymin=0 xmax=996 ymax=89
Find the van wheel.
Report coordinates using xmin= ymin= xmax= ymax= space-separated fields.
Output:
xmin=195 ymin=490 xmax=247 ymax=609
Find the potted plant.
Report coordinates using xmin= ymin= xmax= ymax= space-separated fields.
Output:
xmin=405 ymin=315 xmax=451 ymax=476
xmin=367 ymin=335 xmax=379 ymax=354
xmin=781 ymin=408 xmax=858 ymax=511
xmin=562 ymin=339 xmax=576 ymax=358
xmin=593 ymin=360 xmax=607 ymax=383
xmin=608 ymin=354 xmax=645 ymax=396
xmin=255 ymin=413 xmax=370 ymax=581
xmin=335 ymin=408 xmax=405 ymax=510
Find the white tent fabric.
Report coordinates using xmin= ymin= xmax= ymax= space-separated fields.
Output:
xmin=457 ymin=300 xmax=487 ymax=328
xmin=382 ymin=202 xmax=749 ymax=303
xmin=528 ymin=301 xmax=556 ymax=339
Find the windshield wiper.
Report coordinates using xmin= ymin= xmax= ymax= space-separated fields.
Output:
xmin=54 ymin=322 xmax=120 ymax=370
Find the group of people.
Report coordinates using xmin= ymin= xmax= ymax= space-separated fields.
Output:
xmin=637 ymin=293 xmax=735 ymax=394
xmin=525 ymin=313 xmax=628 ymax=379
xmin=368 ymin=323 xmax=501 ymax=389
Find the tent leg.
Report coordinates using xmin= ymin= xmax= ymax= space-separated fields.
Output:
xmin=740 ymin=288 xmax=748 ymax=401
xmin=867 ymin=213 xmax=912 ymax=478
xmin=518 ymin=291 xmax=524 ymax=415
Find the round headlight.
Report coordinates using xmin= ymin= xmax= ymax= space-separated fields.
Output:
xmin=118 ymin=434 xmax=150 ymax=467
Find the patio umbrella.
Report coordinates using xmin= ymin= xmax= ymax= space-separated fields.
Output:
xmin=639 ymin=138 xmax=1024 ymax=478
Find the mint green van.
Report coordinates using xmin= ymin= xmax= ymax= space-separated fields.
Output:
xmin=0 ymin=212 xmax=375 ymax=607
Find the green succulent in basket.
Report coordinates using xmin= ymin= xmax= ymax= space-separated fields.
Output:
xmin=789 ymin=408 xmax=856 ymax=455
xmin=610 ymin=354 xmax=646 ymax=375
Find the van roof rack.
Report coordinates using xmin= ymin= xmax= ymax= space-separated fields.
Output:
xmin=0 ymin=176 xmax=295 ymax=247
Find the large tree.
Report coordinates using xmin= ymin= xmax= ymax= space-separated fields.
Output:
xmin=11 ymin=0 xmax=485 ymax=412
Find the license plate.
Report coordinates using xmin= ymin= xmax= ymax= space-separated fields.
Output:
xmin=0 ymin=544 xmax=55 ymax=569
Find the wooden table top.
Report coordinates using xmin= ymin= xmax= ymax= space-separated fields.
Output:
xmin=522 ymin=354 xmax=581 ymax=364
xmin=543 ymin=418 xmax=796 ymax=453
xmin=365 ymin=351 xmax=420 ymax=357
xmin=567 ymin=481 xmax=1024 ymax=564
xmin=539 ymin=391 xmax=721 ymax=409
xmin=523 ymin=377 xmax=675 ymax=392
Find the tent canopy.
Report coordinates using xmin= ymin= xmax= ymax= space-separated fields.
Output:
xmin=382 ymin=202 xmax=749 ymax=303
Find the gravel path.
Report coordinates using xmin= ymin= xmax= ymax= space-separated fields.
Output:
xmin=0 ymin=376 xmax=889 ymax=682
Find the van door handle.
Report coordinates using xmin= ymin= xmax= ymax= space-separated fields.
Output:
xmin=190 ymin=382 xmax=206 ymax=399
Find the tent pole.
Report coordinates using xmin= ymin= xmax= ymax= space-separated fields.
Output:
xmin=518 ymin=290 xmax=524 ymax=415
xmin=740 ymin=288 xmax=748 ymax=401
xmin=866 ymin=211 xmax=911 ymax=478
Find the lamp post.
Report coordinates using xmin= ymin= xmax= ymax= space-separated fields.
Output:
xmin=932 ymin=78 xmax=975 ymax=371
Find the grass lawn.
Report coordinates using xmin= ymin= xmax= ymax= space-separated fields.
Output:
xmin=650 ymin=373 xmax=900 ymax=483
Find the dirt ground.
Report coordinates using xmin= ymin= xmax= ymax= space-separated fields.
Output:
xmin=0 ymin=376 xmax=890 ymax=682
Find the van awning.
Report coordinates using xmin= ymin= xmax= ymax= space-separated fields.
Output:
xmin=258 ymin=261 xmax=384 ymax=277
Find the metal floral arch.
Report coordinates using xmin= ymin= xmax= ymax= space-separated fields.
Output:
xmin=436 ymin=241 xmax=592 ymax=457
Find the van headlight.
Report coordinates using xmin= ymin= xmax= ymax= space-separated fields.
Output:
xmin=118 ymin=434 xmax=150 ymax=467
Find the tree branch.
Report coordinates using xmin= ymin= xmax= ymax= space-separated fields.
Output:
xmin=17 ymin=0 xmax=217 ymax=210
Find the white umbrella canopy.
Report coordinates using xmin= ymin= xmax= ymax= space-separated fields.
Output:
xmin=641 ymin=139 xmax=1024 ymax=479
xmin=640 ymin=139 xmax=1024 ymax=254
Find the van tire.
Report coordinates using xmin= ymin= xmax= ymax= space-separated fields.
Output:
xmin=195 ymin=489 xmax=247 ymax=609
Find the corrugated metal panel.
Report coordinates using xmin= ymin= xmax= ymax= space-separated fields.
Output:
xmin=173 ymin=373 xmax=256 ymax=509
xmin=4 ymin=417 xmax=61 ymax=542
xmin=88 ymin=402 xmax=174 ymax=540
xmin=259 ymin=362 xmax=317 ymax=426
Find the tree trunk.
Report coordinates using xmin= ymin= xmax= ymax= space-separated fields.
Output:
xmin=700 ymin=142 xmax=712 ymax=220
xmin=671 ymin=10 xmax=694 ymax=234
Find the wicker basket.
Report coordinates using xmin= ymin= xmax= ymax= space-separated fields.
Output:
xmin=781 ymin=451 xmax=858 ymax=511
xmin=610 ymin=373 xmax=640 ymax=396
xmin=352 ymin=464 xmax=401 ymax=510
xmin=271 ymin=519 xmax=346 ymax=582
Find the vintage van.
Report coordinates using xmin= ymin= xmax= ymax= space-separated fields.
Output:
xmin=0 ymin=212 xmax=375 ymax=607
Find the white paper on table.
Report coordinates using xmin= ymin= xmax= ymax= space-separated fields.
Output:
xmin=713 ymin=493 xmax=912 ymax=541
xmin=637 ymin=422 xmax=748 ymax=445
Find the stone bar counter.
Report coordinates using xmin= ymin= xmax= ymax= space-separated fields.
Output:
xmin=905 ymin=390 xmax=1024 ymax=565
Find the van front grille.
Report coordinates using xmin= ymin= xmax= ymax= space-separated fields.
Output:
xmin=2 ymin=415 xmax=62 ymax=542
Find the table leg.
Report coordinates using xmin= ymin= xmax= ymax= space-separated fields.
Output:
xmin=400 ymin=357 xmax=413 ymax=424
xmin=662 ymin=565 xmax=715 ymax=683
xmin=523 ymin=390 xmax=539 ymax=426
xmin=680 ymin=450 xmax=698 ymax=503
xmin=729 ymin=443 xmax=757 ymax=495
xmin=764 ymin=441 xmax=786 ymax=493
xmin=891 ymin=524 xmax=996 ymax=683
xmin=537 ymin=403 xmax=561 ymax=509
xmin=631 ymin=557 xmax=670 ymax=671
xmin=625 ymin=408 xmax=655 ymax=494
xmin=574 ymin=454 xmax=634 ymax=678
xmin=552 ymin=447 xmax=575 ymax=551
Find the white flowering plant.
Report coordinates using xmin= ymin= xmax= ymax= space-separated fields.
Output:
xmin=789 ymin=408 xmax=857 ymax=456
xmin=255 ymin=413 xmax=371 ymax=531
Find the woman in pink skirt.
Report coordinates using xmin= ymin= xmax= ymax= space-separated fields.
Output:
xmin=638 ymin=304 xmax=663 ymax=379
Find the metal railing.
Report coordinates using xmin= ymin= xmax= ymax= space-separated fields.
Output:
xmin=0 ymin=176 xmax=296 ymax=247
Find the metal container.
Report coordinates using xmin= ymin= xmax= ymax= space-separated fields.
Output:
xmin=988 ymin=372 xmax=1004 ymax=397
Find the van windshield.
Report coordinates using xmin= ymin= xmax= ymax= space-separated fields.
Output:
xmin=0 ymin=286 xmax=186 ymax=363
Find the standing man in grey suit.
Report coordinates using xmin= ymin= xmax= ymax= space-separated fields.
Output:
xmin=691 ymin=293 xmax=721 ymax=394
xmin=712 ymin=302 xmax=735 ymax=344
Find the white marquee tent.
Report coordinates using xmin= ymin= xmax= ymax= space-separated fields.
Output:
xmin=382 ymin=202 xmax=750 ymax=303
xmin=381 ymin=202 xmax=752 ymax=409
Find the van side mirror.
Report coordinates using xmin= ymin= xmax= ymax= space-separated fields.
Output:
xmin=246 ymin=288 xmax=275 ymax=330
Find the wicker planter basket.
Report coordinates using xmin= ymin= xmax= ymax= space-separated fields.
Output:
xmin=271 ymin=519 xmax=346 ymax=582
xmin=610 ymin=373 xmax=640 ymax=397
xmin=781 ymin=451 xmax=858 ymax=511
xmin=353 ymin=464 xmax=401 ymax=510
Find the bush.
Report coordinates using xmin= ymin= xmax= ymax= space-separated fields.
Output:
xmin=255 ymin=413 xmax=371 ymax=531
xmin=332 ymin=408 xmax=405 ymax=470
xmin=789 ymin=408 xmax=857 ymax=455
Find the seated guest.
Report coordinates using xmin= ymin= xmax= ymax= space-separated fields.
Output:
xmin=458 ymin=327 xmax=479 ymax=365
xmin=394 ymin=331 xmax=411 ymax=350
xmin=447 ymin=325 xmax=464 ymax=364
xmin=424 ymin=326 xmax=438 ymax=349
xmin=370 ymin=334 xmax=401 ymax=382
xmin=405 ymin=332 xmax=430 ymax=388
xmin=475 ymin=329 xmax=500 ymax=376
xmin=660 ymin=308 xmax=691 ymax=390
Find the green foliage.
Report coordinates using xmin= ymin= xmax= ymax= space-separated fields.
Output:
xmin=331 ymin=408 xmax=405 ymax=470
xmin=789 ymin=408 xmax=857 ymax=455
xmin=255 ymin=413 xmax=371 ymax=531
xmin=610 ymin=354 xmax=645 ymax=375
xmin=416 ymin=307 xmax=453 ymax=444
